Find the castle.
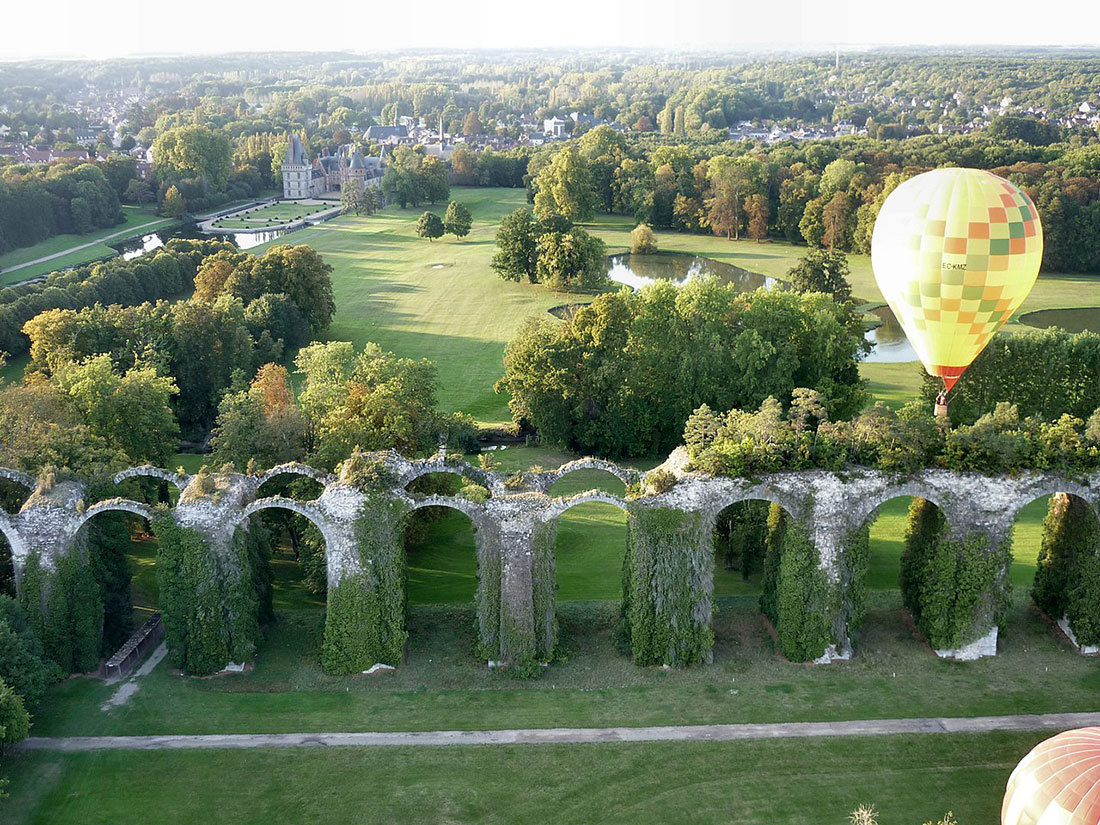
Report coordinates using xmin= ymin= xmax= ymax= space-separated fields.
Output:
xmin=281 ymin=134 xmax=381 ymax=199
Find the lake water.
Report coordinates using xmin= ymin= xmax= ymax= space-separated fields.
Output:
xmin=606 ymin=252 xmax=777 ymax=291
xmin=863 ymin=305 xmax=919 ymax=363
xmin=1019 ymin=307 xmax=1100 ymax=334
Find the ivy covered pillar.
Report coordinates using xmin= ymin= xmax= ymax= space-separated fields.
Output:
xmin=13 ymin=481 xmax=104 ymax=676
xmin=899 ymin=498 xmax=1011 ymax=661
xmin=624 ymin=504 xmax=713 ymax=667
xmin=492 ymin=514 xmax=540 ymax=668
xmin=1031 ymin=493 xmax=1100 ymax=654
xmin=808 ymin=519 xmax=869 ymax=663
xmin=760 ymin=509 xmax=860 ymax=664
xmin=321 ymin=492 xmax=408 ymax=675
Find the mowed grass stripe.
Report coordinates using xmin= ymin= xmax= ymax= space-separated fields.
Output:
xmin=3 ymin=731 xmax=1043 ymax=824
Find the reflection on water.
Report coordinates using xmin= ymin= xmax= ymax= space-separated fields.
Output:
xmin=863 ymin=305 xmax=918 ymax=363
xmin=117 ymin=232 xmax=166 ymax=260
xmin=226 ymin=229 xmax=290 ymax=250
xmin=111 ymin=226 xmax=290 ymax=258
xmin=1020 ymin=307 xmax=1100 ymax=334
xmin=607 ymin=253 xmax=777 ymax=291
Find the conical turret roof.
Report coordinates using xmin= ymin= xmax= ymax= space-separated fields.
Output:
xmin=285 ymin=134 xmax=308 ymax=166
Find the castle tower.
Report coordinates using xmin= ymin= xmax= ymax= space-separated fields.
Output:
xmin=347 ymin=146 xmax=367 ymax=190
xmin=281 ymin=134 xmax=311 ymax=199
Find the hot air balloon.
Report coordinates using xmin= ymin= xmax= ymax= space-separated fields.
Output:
xmin=871 ymin=168 xmax=1043 ymax=399
xmin=1003 ymin=727 xmax=1100 ymax=824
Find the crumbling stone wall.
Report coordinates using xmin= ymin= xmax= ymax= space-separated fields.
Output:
xmin=1 ymin=447 xmax=1097 ymax=670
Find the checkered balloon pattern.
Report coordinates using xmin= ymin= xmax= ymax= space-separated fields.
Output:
xmin=871 ymin=168 xmax=1043 ymax=392
xmin=1002 ymin=727 xmax=1100 ymax=825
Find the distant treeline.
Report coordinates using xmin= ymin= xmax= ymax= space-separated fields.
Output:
xmin=455 ymin=127 xmax=1100 ymax=275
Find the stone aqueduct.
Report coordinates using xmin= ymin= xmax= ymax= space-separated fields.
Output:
xmin=0 ymin=449 xmax=1095 ymax=668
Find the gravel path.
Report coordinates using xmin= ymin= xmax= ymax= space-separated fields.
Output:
xmin=20 ymin=711 xmax=1100 ymax=752
xmin=0 ymin=218 xmax=175 ymax=276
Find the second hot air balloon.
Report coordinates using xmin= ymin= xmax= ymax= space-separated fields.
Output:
xmin=871 ymin=168 xmax=1043 ymax=396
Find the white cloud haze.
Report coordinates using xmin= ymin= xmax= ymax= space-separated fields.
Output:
xmin=2 ymin=0 xmax=1099 ymax=59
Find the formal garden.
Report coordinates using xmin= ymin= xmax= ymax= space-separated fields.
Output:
xmin=208 ymin=200 xmax=337 ymax=231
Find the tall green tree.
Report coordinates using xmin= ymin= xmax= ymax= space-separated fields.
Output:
xmin=786 ymin=249 xmax=853 ymax=303
xmin=52 ymin=355 xmax=180 ymax=466
xmin=162 ymin=185 xmax=186 ymax=218
xmin=491 ymin=208 xmax=543 ymax=282
xmin=443 ymin=201 xmax=472 ymax=239
xmin=152 ymin=125 xmax=232 ymax=193
xmin=416 ymin=211 xmax=444 ymax=242
xmin=534 ymin=229 xmax=608 ymax=290
xmin=533 ymin=146 xmax=597 ymax=222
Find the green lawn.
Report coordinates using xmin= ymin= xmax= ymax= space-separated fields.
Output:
xmin=860 ymin=361 xmax=927 ymax=408
xmin=251 ymin=188 xmax=602 ymax=425
xmin=2 ymin=730 xmax=1041 ymax=825
xmin=0 ymin=207 xmax=177 ymax=285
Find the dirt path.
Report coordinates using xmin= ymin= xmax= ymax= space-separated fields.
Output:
xmin=19 ymin=711 xmax=1100 ymax=752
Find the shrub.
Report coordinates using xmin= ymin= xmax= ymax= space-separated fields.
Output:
xmin=772 ymin=519 xmax=834 ymax=662
xmin=630 ymin=224 xmax=658 ymax=254
xmin=645 ymin=468 xmax=676 ymax=494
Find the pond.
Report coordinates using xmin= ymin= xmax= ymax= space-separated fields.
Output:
xmin=863 ymin=305 xmax=919 ymax=363
xmin=607 ymin=252 xmax=777 ymax=291
xmin=1019 ymin=307 xmax=1100 ymax=334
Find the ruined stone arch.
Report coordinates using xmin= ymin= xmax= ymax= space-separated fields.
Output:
xmin=0 ymin=468 xmax=36 ymax=493
xmin=398 ymin=459 xmax=496 ymax=493
xmin=533 ymin=458 xmax=640 ymax=494
xmin=74 ymin=498 xmax=155 ymax=534
xmin=694 ymin=482 xmax=810 ymax=529
xmin=0 ymin=510 xmax=25 ymax=568
xmin=999 ymin=479 xmax=1100 ymax=533
xmin=238 ymin=496 xmax=338 ymax=552
xmin=252 ymin=463 xmax=336 ymax=494
xmin=540 ymin=490 xmax=630 ymax=521
xmin=405 ymin=494 xmax=490 ymax=531
xmin=113 ymin=465 xmax=191 ymax=492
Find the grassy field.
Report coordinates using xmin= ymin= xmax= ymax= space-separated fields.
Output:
xmin=2 ymin=730 xmax=1044 ymax=825
xmin=4 ymin=189 xmax=1094 ymax=823
xmin=252 ymin=188 xmax=587 ymax=424
xmin=0 ymin=207 xmax=176 ymax=285
xmin=249 ymin=188 xmax=1099 ymax=423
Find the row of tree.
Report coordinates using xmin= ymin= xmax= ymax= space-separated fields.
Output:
xmin=17 ymin=243 xmax=332 ymax=438
xmin=509 ymin=127 xmax=1100 ymax=274
xmin=0 ymin=162 xmax=122 ymax=254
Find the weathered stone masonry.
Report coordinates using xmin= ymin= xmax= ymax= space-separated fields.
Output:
xmin=1 ymin=448 xmax=1096 ymax=671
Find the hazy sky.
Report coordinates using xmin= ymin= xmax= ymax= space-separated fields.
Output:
xmin=4 ymin=0 xmax=1099 ymax=59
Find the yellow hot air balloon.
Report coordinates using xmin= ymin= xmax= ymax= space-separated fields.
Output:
xmin=871 ymin=168 xmax=1043 ymax=394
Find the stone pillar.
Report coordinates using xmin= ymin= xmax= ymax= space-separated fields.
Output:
xmin=494 ymin=515 xmax=539 ymax=666
xmin=8 ymin=480 xmax=87 ymax=594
